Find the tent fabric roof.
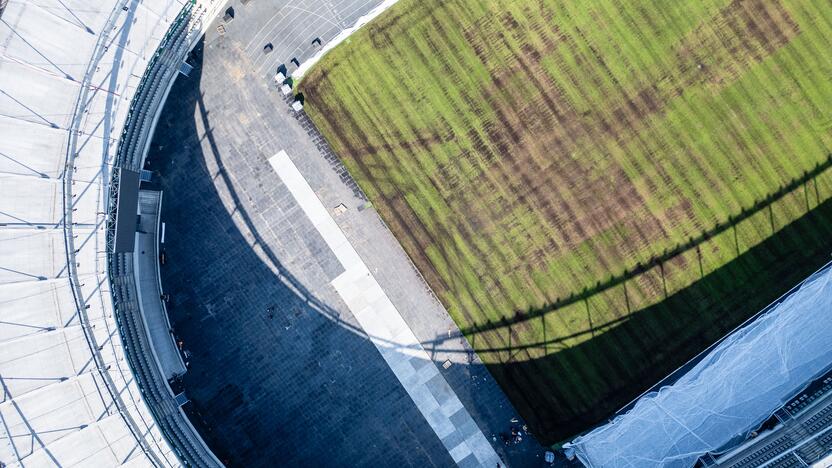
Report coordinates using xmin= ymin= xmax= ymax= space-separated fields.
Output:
xmin=565 ymin=264 xmax=832 ymax=467
xmin=0 ymin=1 xmax=206 ymax=465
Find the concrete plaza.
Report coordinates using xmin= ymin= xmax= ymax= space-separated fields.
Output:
xmin=146 ymin=1 xmax=546 ymax=466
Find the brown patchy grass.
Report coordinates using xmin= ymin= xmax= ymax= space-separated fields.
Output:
xmin=301 ymin=0 xmax=832 ymax=441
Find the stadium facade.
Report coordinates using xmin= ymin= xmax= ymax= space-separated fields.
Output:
xmin=699 ymin=367 xmax=832 ymax=467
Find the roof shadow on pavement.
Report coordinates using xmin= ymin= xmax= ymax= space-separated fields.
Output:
xmin=145 ymin=37 xmax=551 ymax=467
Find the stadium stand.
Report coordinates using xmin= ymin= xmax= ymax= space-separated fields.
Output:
xmin=0 ymin=0 xmax=223 ymax=465
xmin=565 ymin=262 xmax=832 ymax=467
xmin=105 ymin=6 xmax=223 ymax=462
xmin=135 ymin=190 xmax=187 ymax=380
xmin=697 ymin=370 xmax=832 ymax=467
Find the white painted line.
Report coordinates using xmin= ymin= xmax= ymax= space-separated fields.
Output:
xmin=269 ymin=150 xmax=501 ymax=467
xmin=293 ymin=0 xmax=401 ymax=79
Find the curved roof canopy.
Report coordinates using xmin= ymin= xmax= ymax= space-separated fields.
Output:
xmin=0 ymin=1 xmax=214 ymax=465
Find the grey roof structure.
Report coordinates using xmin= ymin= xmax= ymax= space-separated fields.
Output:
xmin=698 ymin=369 xmax=832 ymax=467
xmin=0 ymin=0 xmax=223 ymax=466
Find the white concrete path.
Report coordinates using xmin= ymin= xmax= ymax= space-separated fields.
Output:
xmin=269 ymin=150 xmax=501 ymax=467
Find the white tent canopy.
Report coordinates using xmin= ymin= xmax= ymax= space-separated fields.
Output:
xmin=565 ymin=264 xmax=832 ymax=467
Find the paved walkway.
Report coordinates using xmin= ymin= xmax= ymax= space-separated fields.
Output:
xmin=271 ymin=151 xmax=500 ymax=467
xmin=150 ymin=44 xmax=454 ymax=466
xmin=147 ymin=1 xmax=546 ymax=466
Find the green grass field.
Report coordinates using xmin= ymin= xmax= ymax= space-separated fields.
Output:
xmin=300 ymin=0 xmax=832 ymax=442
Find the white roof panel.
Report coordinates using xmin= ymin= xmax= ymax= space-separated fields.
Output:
xmin=0 ymin=117 xmax=67 ymax=179
xmin=0 ymin=0 xmax=224 ymax=465
xmin=0 ymin=280 xmax=76 ymax=342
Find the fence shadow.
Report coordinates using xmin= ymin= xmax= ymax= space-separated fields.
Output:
xmin=457 ymin=154 xmax=832 ymax=338
xmin=487 ymin=191 xmax=832 ymax=444
xmin=153 ymin=33 xmax=832 ymax=456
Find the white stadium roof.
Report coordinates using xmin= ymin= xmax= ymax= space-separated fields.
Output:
xmin=0 ymin=0 xmax=221 ymax=466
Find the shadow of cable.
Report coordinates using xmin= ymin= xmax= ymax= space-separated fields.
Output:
xmin=458 ymin=154 xmax=832 ymax=339
xmin=485 ymin=192 xmax=832 ymax=443
xmin=149 ymin=29 xmax=832 ymax=457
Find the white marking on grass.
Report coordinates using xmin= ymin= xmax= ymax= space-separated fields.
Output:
xmin=293 ymin=0 xmax=401 ymax=79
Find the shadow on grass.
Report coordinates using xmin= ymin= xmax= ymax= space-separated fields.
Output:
xmin=490 ymin=191 xmax=832 ymax=444
xmin=459 ymin=154 xmax=832 ymax=338
xmin=305 ymin=75 xmax=832 ymax=446
xmin=166 ymin=36 xmax=832 ymax=457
